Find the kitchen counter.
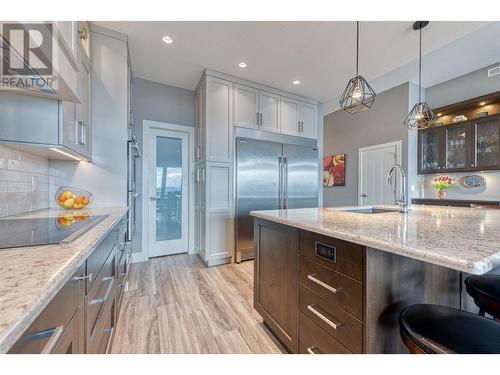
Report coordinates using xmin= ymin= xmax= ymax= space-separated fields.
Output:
xmin=250 ymin=205 xmax=500 ymax=275
xmin=0 ymin=207 xmax=128 ymax=353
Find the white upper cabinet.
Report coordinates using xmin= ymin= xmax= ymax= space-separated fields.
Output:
xmin=234 ymin=84 xmax=259 ymax=129
xmin=280 ymin=96 xmax=301 ymax=136
xmin=258 ymin=90 xmax=280 ymax=133
xmin=206 ymin=76 xmax=233 ymax=163
xmin=300 ymin=101 xmax=318 ymax=139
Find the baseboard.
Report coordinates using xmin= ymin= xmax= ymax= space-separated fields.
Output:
xmin=199 ymin=254 xmax=231 ymax=267
xmin=131 ymin=251 xmax=148 ymax=264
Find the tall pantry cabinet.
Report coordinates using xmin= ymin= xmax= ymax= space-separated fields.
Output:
xmin=195 ymin=74 xmax=235 ymax=266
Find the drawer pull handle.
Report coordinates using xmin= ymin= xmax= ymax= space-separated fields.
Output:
xmin=306 ymin=346 xmax=317 ymax=354
xmin=24 ymin=325 xmax=64 ymax=354
xmin=307 ymin=274 xmax=342 ymax=294
xmin=307 ymin=304 xmax=343 ymax=330
xmin=75 ymin=272 xmax=92 ymax=283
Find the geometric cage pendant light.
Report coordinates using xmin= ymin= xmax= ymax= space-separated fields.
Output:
xmin=403 ymin=21 xmax=436 ymax=130
xmin=339 ymin=21 xmax=376 ymax=114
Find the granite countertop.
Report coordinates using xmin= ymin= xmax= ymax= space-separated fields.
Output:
xmin=250 ymin=205 xmax=500 ymax=275
xmin=0 ymin=207 xmax=128 ymax=353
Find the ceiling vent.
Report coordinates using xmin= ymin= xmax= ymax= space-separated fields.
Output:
xmin=488 ymin=65 xmax=500 ymax=78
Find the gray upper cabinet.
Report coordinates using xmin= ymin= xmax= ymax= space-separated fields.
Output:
xmin=72 ymin=45 xmax=92 ymax=158
xmin=231 ymin=76 xmax=318 ymax=139
xmin=280 ymin=96 xmax=301 ymax=136
xmin=300 ymin=101 xmax=317 ymax=139
xmin=258 ymin=90 xmax=281 ymax=133
xmin=234 ymin=84 xmax=259 ymax=129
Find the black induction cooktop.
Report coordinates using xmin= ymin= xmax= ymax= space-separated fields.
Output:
xmin=0 ymin=214 xmax=108 ymax=249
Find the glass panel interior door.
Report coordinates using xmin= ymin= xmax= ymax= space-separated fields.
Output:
xmin=149 ymin=129 xmax=189 ymax=258
xmin=420 ymin=131 xmax=440 ymax=171
xmin=475 ymin=119 xmax=499 ymax=169
xmin=156 ymin=137 xmax=182 ymax=241
xmin=445 ymin=125 xmax=467 ymax=169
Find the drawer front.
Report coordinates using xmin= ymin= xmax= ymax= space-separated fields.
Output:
xmin=87 ymin=292 xmax=115 ymax=354
xmin=300 ymin=230 xmax=364 ymax=282
xmin=299 ymin=256 xmax=363 ymax=321
xmin=86 ymin=229 xmax=117 ymax=293
xmin=299 ymin=313 xmax=350 ymax=354
xmin=299 ymin=284 xmax=363 ymax=353
xmin=9 ymin=263 xmax=84 ymax=354
xmin=52 ymin=310 xmax=80 ymax=354
xmin=116 ymin=249 xmax=127 ymax=316
xmin=86 ymin=249 xmax=116 ymax=344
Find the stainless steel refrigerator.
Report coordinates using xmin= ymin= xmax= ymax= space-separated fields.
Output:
xmin=235 ymin=137 xmax=319 ymax=262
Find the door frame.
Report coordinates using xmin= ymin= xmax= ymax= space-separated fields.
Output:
xmin=358 ymin=140 xmax=402 ymax=206
xmin=141 ymin=120 xmax=195 ymax=260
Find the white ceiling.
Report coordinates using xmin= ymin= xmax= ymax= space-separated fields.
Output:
xmin=96 ymin=21 xmax=499 ymax=111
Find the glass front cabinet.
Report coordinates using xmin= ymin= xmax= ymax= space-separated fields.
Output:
xmin=418 ymin=114 xmax=500 ymax=174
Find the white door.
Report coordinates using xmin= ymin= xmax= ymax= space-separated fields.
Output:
xmin=300 ymin=102 xmax=317 ymax=139
xmin=258 ymin=90 xmax=280 ymax=133
xmin=280 ymin=96 xmax=300 ymax=136
xmin=358 ymin=141 xmax=401 ymax=206
xmin=234 ymin=84 xmax=259 ymax=129
xmin=148 ymin=128 xmax=189 ymax=257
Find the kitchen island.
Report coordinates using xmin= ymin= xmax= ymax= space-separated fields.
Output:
xmin=250 ymin=205 xmax=500 ymax=354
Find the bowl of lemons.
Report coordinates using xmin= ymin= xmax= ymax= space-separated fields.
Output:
xmin=55 ymin=186 xmax=92 ymax=209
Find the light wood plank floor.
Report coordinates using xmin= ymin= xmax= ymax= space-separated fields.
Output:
xmin=111 ymin=254 xmax=285 ymax=354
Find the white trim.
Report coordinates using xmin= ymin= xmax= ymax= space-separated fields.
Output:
xmin=358 ymin=140 xmax=402 ymax=206
xmin=141 ymin=120 xmax=195 ymax=261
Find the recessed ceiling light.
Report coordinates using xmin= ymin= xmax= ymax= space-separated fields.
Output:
xmin=292 ymin=80 xmax=301 ymax=85
xmin=238 ymin=62 xmax=247 ymax=68
xmin=162 ymin=35 xmax=173 ymax=45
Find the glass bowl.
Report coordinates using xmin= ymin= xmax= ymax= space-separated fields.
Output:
xmin=55 ymin=186 xmax=93 ymax=210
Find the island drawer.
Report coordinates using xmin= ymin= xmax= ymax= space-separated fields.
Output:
xmin=300 ymin=230 xmax=364 ymax=282
xmin=299 ymin=313 xmax=350 ymax=354
xmin=86 ymin=228 xmax=117 ymax=293
xmin=8 ymin=263 xmax=84 ymax=354
xmin=299 ymin=256 xmax=363 ymax=321
xmin=299 ymin=284 xmax=363 ymax=353
xmin=86 ymin=248 xmax=116 ymax=345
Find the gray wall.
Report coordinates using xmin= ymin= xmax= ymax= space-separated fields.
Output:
xmin=132 ymin=78 xmax=196 ymax=253
xmin=426 ymin=62 xmax=500 ymax=109
xmin=323 ymin=83 xmax=410 ymax=207
xmin=419 ymin=62 xmax=500 ymax=201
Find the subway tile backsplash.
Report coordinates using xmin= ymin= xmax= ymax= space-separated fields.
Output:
xmin=0 ymin=145 xmax=52 ymax=217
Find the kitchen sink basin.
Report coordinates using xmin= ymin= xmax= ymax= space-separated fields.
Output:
xmin=327 ymin=206 xmax=405 ymax=214
xmin=343 ymin=208 xmax=400 ymax=214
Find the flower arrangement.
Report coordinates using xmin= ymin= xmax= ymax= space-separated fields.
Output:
xmin=432 ymin=175 xmax=455 ymax=190
xmin=432 ymin=175 xmax=455 ymax=199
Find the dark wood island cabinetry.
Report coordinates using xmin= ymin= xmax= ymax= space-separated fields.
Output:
xmin=253 ymin=217 xmax=462 ymax=354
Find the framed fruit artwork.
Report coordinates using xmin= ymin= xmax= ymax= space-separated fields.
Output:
xmin=323 ymin=154 xmax=345 ymax=187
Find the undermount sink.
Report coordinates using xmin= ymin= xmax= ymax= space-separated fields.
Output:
xmin=327 ymin=206 xmax=405 ymax=214
xmin=343 ymin=208 xmax=400 ymax=214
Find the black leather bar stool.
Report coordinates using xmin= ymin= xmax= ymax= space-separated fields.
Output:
xmin=465 ymin=274 xmax=500 ymax=320
xmin=399 ymin=304 xmax=500 ymax=354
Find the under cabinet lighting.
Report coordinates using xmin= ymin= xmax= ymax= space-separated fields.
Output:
xmin=162 ymin=35 xmax=173 ymax=45
xmin=49 ymin=148 xmax=84 ymax=161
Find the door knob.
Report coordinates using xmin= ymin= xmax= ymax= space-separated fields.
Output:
xmin=360 ymin=194 xmax=368 ymax=198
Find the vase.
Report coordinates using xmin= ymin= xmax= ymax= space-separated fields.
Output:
xmin=437 ymin=190 xmax=447 ymax=200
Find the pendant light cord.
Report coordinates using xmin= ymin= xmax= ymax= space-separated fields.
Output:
xmin=418 ymin=28 xmax=422 ymax=103
xmin=356 ymin=21 xmax=359 ymax=76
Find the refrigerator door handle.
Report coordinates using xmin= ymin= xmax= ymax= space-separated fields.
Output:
xmin=278 ymin=156 xmax=283 ymax=209
xmin=283 ymin=156 xmax=288 ymax=209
